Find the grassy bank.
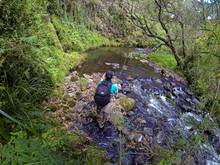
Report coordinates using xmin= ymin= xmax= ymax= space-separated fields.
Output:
xmin=147 ymin=50 xmax=177 ymax=70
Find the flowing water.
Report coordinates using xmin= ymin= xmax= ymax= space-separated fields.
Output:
xmin=78 ymin=47 xmax=220 ymax=165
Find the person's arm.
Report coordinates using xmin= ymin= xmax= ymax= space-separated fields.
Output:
xmin=100 ymin=73 xmax=105 ymax=81
xmin=98 ymin=73 xmax=105 ymax=85
xmin=111 ymin=84 xmax=119 ymax=94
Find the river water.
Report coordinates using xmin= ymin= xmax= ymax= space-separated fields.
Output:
xmin=78 ymin=47 xmax=220 ymax=165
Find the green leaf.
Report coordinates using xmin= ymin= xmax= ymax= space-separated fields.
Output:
xmin=0 ymin=109 xmax=23 ymax=127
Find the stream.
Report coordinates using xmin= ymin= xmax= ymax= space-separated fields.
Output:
xmin=76 ymin=47 xmax=220 ymax=165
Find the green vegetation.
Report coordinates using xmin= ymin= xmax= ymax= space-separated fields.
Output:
xmin=118 ymin=97 xmax=135 ymax=112
xmin=121 ymin=0 xmax=219 ymax=125
xmin=0 ymin=0 xmax=116 ymax=163
xmin=0 ymin=0 xmax=219 ymax=164
xmin=0 ymin=129 xmax=108 ymax=164
xmin=76 ymin=77 xmax=89 ymax=91
xmin=147 ymin=51 xmax=177 ymax=70
xmin=52 ymin=16 xmax=114 ymax=52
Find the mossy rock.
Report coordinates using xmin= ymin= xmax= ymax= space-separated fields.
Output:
xmin=165 ymin=92 xmax=172 ymax=99
xmin=71 ymin=75 xmax=79 ymax=82
xmin=103 ymin=103 xmax=125 ymax=130
xmin=76 ymin=78 xmax=89 ymax=90
xmin=111 ymin=110 xmax=124 ymax=131
xmin=118 ymin=97 xmax=135 ymax=112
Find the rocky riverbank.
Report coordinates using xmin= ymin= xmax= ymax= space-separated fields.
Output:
xmin=45 ymin=67 xmax=220 ymax=164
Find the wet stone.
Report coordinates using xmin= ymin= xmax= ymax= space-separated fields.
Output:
xmin=171 ymin=82 xmax=176 ymax=87
xmin=180 ymin=104 xmax=195 ymax=112
xmin=155 ymin=79 xmax=162 ymax=84
xmin=116 ymin=93 xmax=127 ymax=99
xmin=145 ymin=117 xmax=157 ymax=128
xmin=105 ymin=62 xmax=111 ymax=66
xmin=127 ymin=111 xmax=135 ymax=117
xmin=73 ymin=101 xmax=87 ymax=112
xmin=133 ymin=155 xmax=146 ymax=165
xmin=217 ymin=145 xmax=220 ymax=155
xmin=164 ymin=82 xmax=172 ymax=91
xmin=126 ymin=75 xmax=134 ymax=81
xmin=156 ymin=131 xmax=165 ymax=144
xmin=82 ymin=74 xmax=90 ymax=79
xmin=134 ymin=134 xmax=144 ymax=143
xmin=143 ymin=127 xmax=154 ymax=137
xmin=122 ymin=65 xmax=128 ymax=70
xmin=186 ymin=89 xmax=193 ymax=96
xmin=135 ymin=118 xmax=147 ymax=124
xmin=103 ymin=127 xmax=114 ymax=137
xmin=183 ymin=156 xmax=196 ymax=165
xmin=128 ymin=132 xmax=136 ymax=141
xmin=121 ymin=127 xmax=129 ymax=136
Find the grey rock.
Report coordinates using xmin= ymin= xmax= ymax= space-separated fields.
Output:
xmin=122 ymin=65 xmax=128 ymax=70
xmin=127 ymin=111 xmax=135 ymax=117
xmin=171 ymin=82 xmax=176 ymax=87
xmin=180 ymin=104 xmax=194 ymax=112
xmin=135 ymin=118 xmax=147 ymax=124
xmin=128 ymin=132 xmax=136 ymax=141
xmin=156 ymin=131 xmax=165 ymax=144
xmin=112 ymin=63 xmax=120 ymax=69
xmin=88 ymin=79 xmax=94 ymax=88
xmin=134 ymin=134 xmax=144 ymax=143
xmin=155 ymin=79 xmax=162 ymax=84
xmin=102 ymin=102 xmax=124 ymax=130
xmin=145 ymin=117 xmax=157 ymax=128
xmin=105 ymin=62 xmax=112 ymax=66
xmin=186 ymin=89 xmax=193 ymax=96
xmin=164 ymin=82 xmax=172 ymax=91
xmin=143 ymin=127 xmax=154 ymax=136
xmin=116 ymin=93 xmax=127 ymax=98
xmin=74 ymin=101 xmax=87 ymax=112
xmin=83 ymin=74 xmax=92 ymax=80
xmin=121 ymin=127 xmax=129 ymax=135
xmin=133 ymin=155 xmax=146 ymax=165
xmin=183 ymin=156 xmax=196 ymax=165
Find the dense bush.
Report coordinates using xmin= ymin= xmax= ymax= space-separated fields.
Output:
xmin=0 ymin=128 xmax=108 ymax=164
xmin=187 ymin=24 xmax=220 ymax=122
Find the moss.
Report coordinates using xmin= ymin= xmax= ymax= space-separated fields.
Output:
xmin=77 ymin=78 xmax=89 ymax=91
xmin=71 ymin=75 xmax=79 ymax=82
xmin=119 ymin=97 xmax=135 ymax=112
xmin=103 ymin=103 xmax=125 ymax=130
xmin=111 ymin=110 xmax=125 ymax=131
xmin=147 ymin=51 xmax=177 ymax=70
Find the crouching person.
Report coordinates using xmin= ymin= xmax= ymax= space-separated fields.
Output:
xmin=94 ymin=71 xmax=118 ymax=108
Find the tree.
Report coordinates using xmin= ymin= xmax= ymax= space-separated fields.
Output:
xmin=121 ymin=0 xmax=201 ymax=68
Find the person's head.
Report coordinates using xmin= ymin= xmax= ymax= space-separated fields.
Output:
xmin=105 ymin=71 xmax=114 ymax=81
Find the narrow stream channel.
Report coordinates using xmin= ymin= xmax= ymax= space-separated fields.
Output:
xmin=77 ymin=47 xmax=220 ymax=165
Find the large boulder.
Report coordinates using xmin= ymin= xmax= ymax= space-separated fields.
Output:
xmin=102 ymin=102 xmax=124 ymax=130
xmin=118 ymin=97 xmax=135 ymax=112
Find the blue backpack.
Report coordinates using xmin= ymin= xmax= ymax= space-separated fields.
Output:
xmin=94 ymin=80 xmax=112 ymax=106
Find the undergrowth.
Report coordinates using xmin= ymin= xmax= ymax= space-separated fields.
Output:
xmin=0 ymin=0 xmax=115 ymax=163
